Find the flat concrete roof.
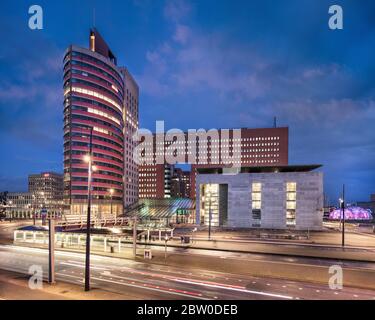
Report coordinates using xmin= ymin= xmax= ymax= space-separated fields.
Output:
xmin=197 ymin=165 xmax=322 ymax=174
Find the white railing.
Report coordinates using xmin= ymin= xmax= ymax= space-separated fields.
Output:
xmin=57 ymin=215 xmax=131 ymax=230
xmin=13 ymin=228 xmax=175 ymax=254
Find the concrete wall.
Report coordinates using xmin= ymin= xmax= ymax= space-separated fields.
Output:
xmin=196 ymin=171 xmax=323 ymax=230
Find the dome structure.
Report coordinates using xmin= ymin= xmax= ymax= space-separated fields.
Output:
xmin=329 ymin=206 xmax=373 ymax=220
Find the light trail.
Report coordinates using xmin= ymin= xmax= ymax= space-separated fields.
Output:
xmin=91 ymin=276 xmax=209 ymax=300
xmin=60 ymin=261 xmax=109 ymax=271
xmin=174 ymin=278 xmax=294 ymax=299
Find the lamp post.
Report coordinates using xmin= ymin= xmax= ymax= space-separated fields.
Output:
xmin=32 ymin=195 xmax=36 ymax=225
xmin=84 ymin=127 xmax=93 ymax=292
xmin=48 ymin=219 xmax=55 ymax=284
xmin=207 ymin=189 xmax=212 ymax=241
xmin=8 ymin=201 xmax=12 ymax=222
xmin=40 ymin=191 xmax=47 ymax=225
xmin=133 ymin=215 xmax=137 ymax=258
xmin=109 ymin=188 xmax=114 ymax=217
xmin=192 ymin=227 xmax=197 ymax=244
xmin=164 ymin=235 xmax=169 ymax=264
xmin=341 ymin=184 xmax=345 ymax=247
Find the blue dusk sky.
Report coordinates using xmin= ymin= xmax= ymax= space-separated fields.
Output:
xmin=0 ymin=0 xmax=374 ymax=203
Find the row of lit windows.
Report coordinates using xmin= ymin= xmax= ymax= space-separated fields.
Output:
xmin=69 ymin=96 xmax=122 ymax=119
xmin=70 ymin=114 xmax=122 ymax=135
xmin=139 ymin=173 xmax=157 ymax=177
xmin=65 ymin=87 xmax=122 ymax=113
xmin=87 ymin=107 xmax=121 ymax=125
xmin=152 ymin=136 xmax=281 ymax=145
xmin=66 ymin=78 xmax=122 ymax=106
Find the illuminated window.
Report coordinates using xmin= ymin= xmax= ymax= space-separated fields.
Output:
xmin=251 ymin=183 xmax=262 ymax=227
xmin=286 ymin=182 xmax=297 ymax=226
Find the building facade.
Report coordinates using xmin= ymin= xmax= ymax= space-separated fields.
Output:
xmin=28 ymin=172 xmax=63 ymax=212
xmin=63 ymin=28 xmax=138 ymax=216
xmin=6 ymin=193 xmax=34 ymax=219
xmin=121 ymin=67 xmax=139 ymax=207
xmin=171 ymin=168 xmax=192 ymax=198
xmin=4 ymin=172 xmax=64 ymax=219
xmin=139 ymin=164 xmax=173 ymax=199
xmin=196 ymin=165 xmax=323 ymax=230
xmin=138 ymin=127 xmax=288 ymax=199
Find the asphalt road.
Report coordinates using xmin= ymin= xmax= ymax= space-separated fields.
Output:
xmin=0 ymin=245 xmax=374 ymax=300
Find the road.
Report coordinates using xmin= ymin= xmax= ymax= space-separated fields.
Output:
xmin=0 ymin=220 xmax=33 ymax=244
xmin=0 ymin=245 xmax=374 ymax=300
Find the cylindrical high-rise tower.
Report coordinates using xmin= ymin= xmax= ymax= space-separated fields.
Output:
xmin=63 ymin=29 xmax=126 ymax=216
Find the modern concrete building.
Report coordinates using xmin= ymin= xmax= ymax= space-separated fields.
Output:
xmin=195 ymin=165 xmax=323 ymax=230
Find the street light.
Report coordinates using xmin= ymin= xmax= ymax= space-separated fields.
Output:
xmin=341 ymin=184 xmax=345 ymax=247
xmin=109 ymin=188 xmax=114 ymax=217
xmin=8 ymin=201 xmax=12 ymax=222
xmin=84 ymin=126 xmax=94 ymax=292
xmin=206 ymin=188 xmax=212 ymax=241
xmin=40 ymin=192 xmax=47 ymax=225
xmin=191 ymin=227 xmax=197 ymax=244
xmin=164 ymin=235 xmax=169 ymax=264
xmin=32 ymin=195 xmax=36 ymax=225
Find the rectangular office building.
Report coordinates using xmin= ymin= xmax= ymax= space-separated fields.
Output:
xmin=196 ymin=165 xmax=323 ymax=230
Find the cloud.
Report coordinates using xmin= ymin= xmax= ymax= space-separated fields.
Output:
xmin=0 ymin=25 xmax=62 ymax=148
xmin=135 ymin=0 xmax=375 ymax=201
xmin=164 ymin=0 xmax=191 ymax=22
xmin=173 ymin=24 xmax=191 ymax=44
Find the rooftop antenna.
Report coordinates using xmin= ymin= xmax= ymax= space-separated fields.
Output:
xmin=273 ymin=116 xmax=277 ymax=128
xmin=93 ymin=7 xmax=96 ymax=28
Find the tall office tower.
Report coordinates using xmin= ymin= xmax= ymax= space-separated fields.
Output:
xmin=63 ymin=28 xmax=138 ymax=216
xmin=120 ymin=68 xmax=139 ymax=207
